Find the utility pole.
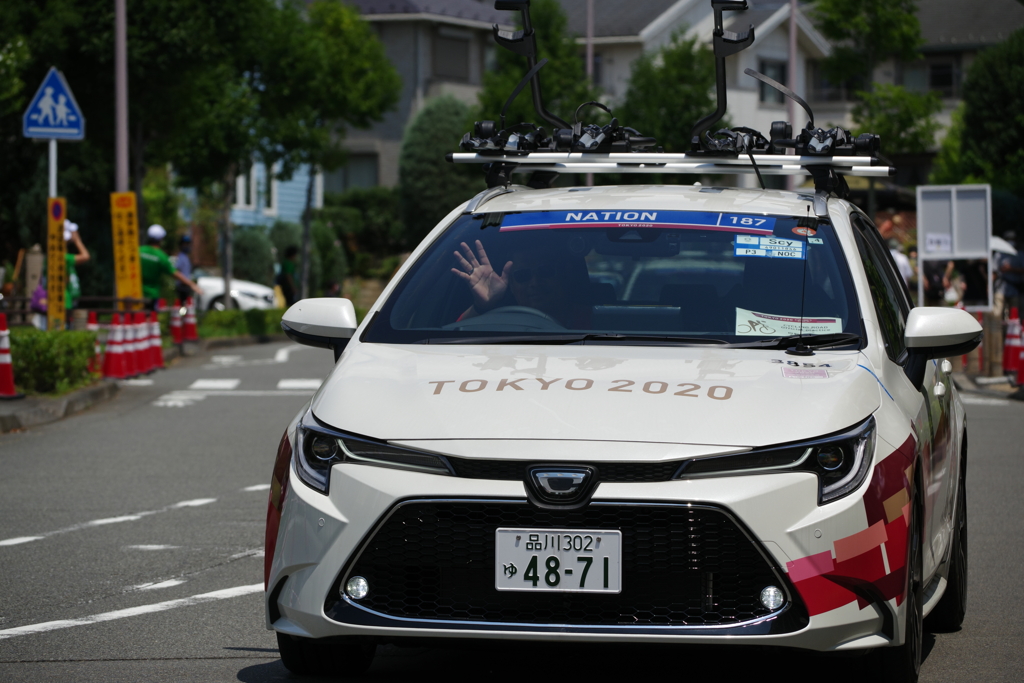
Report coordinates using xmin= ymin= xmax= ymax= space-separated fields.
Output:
xmin=585 ymin=0 xmax=594 ymax=187
xmin=787 ymin=0 xmax=797 ymax=191
xmin=115 ymin=0 xmax=129 ymax=193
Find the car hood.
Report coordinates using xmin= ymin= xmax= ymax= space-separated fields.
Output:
xmin=312 ymin=343 xmax=880 ymax=449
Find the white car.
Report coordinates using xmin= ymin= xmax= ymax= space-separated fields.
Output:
xmin=195 ymin=275 xmax=276 ymax=312
xmin=265 ymin=185 xmax=980 ymax=679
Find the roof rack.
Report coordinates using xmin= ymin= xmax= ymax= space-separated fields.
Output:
xmin=453 ymin=0 xmax=895 ymax=216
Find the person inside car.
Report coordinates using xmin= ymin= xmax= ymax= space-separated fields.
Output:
xmin=451 ymin=239 xmax=591 ymax=328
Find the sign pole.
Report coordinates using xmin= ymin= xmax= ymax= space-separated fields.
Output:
xmin=48 ymin=139 xmax=57 ymax=198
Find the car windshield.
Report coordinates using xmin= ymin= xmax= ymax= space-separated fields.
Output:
xmin=363 ymin=207 xmax=861 ymax=345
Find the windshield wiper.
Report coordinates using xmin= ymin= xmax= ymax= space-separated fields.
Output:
xmin=727 ymin=332 xmax=863 ymax=350
xmin=424 ymin=333 xmax=729 ymax=345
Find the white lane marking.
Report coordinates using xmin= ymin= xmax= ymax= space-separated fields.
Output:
xmin=0 ymin=583 xmax=263 ymax=641
xmin=86 ymin=515 xmax=144 ymax=526
xmin=0 ymin=536 xmax=44 ymax=547
xmin=125 ymin=545 xmax=180 ymax=551
xmin=120 ymin=379 xmax=154 ymax=387
xmin=229 ymin=548 xmax=265 ymax=560
xmin=210 ymin=355 xmax=243 ymax=365
xmin=242 ymin=484 xmax=271 ymax=492
xmin=153 ymin=389 xmax=315 ymax=407
xmin=189 ymin=379 xmax=240 ymax=390
xmin=200 ymin=345 xmax=302 ymax=369
xmin=961 ymin=396 xmax=1011 ymax=406
xmin=277 ymin=379 xmax=322 ymax=390
xmin=173 ymin=498 xmax=217 ymax=508
xmin=0 ymin=498 xmax=217 ymax=548
xmin=275 ymin=345 xmax=301 ymax=363
xmin=135 ymin=579 xmax=186 ymax=591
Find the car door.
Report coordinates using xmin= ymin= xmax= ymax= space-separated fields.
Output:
xmin=850 ymin=213 xmax=953 ymax=577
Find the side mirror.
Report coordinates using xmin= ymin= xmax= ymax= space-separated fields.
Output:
xmin=281 ymin=298 xmax=359 ymax=361
xmin=903 ymin=307 xmax=982 ymax=390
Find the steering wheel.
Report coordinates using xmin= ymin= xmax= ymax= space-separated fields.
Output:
xmin=443 ymin=306 xmax=565 ymax=331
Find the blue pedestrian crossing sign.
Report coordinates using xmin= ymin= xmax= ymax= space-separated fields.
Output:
xmin=22 ymin=67 xmax=85 ymax=140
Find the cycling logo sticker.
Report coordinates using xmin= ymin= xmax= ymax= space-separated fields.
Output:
xmin=734 ymin=308 xmax=843 ymax=336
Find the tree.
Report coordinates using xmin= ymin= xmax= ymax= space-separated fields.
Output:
xmin=0 ymin=36 xmax=29 ymax=117
xmin=852 ymin=84 xmax=941 ymax=156
xmin=233 ymin=226 xmax=275 ymax=286
xmin=619 ymin=33 xmax=717 ymax=153
xmin=810 ymin=0 xmax=923 ymax=85
xmin=476 ymin=0 xmax=599 ymax=129
xmin=958 ymin=27 xmax=1024 ymax=197
xmin=399 ymin=96 xmax=484 ymax=245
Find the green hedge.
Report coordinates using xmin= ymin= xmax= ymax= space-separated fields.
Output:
xmin=10 ymin=328 xmax=96 ymax=395
xmin=198 ymin=308 xmax=287 ymax=338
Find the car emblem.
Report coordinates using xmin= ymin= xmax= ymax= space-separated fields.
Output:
xmin=526 ymin=466 xmax=597 ymax=508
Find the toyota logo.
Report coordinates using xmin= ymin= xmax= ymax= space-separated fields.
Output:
xmin=526 ymin=466 xmax=597 ymax=508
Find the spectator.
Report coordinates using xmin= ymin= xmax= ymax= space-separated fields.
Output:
xmin=278 ymin=246 xmax=299 ymax=307
xmin=140 ymin=224 xmax=200 ymax=310
xmin=995 ymin=231 xmax=1024 ymax=318
xmin=173 ymin=234 xmax=195 ymax=306
xmin=64 ymin=220 xmax=89 ymax=312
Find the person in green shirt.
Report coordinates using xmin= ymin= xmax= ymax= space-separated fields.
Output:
xmin=64 ymin=221 xmax=90 ymax=311
xmin=140 ymin=224 xmax=201 ymax=310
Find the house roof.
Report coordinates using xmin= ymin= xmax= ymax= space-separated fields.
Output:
xmin=350 ymin=0 xmax=507 ymax=26
xmin=559 ymin=0 xmax=678 ymax=39
xmin=917 ymin=0 xmax=1024 ymax=51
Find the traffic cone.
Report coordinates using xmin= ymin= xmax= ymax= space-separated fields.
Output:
xmin=184 ymin=297 xmax=198 ymax=342
xmin=123 ymin=313 xmax=138 ymax=378
xmin=0 ymin=313 xmax=25 ymax=400
xmin=103 ymin=314 xmax=126 ymax=379
xmin=135 ymin=312 xmax=152 ymax=374
xmin=170 ymin=298 xmax=183 ymax=345
xmin=87 ymin=311 xmax=102 ymax=374
xmin=1005 ymin=307 xmax=1021 ymax=378
xmin=150 ymin=311 xmax=164 ymax=370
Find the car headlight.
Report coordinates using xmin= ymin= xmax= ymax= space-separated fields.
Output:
xmin=674 ymin=417 xmax=876 ymax=505
xmin=294 ymin=411 xmax=453 ymax=493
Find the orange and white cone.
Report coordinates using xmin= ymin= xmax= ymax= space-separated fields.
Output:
xmin=184 ymin=297 xmax=198 ymax=342
xmin=87 ymin=310 xmax=102 ymax=374
xmin=170 ymin=298 xmax=183 ymax=345
xmin=135 ymin=312 xmax=152 ymax=374
xmin=0 ymin=313 xmax=25 ymax=400
xmin=1006 ymin=307 xmax=1022 ymax=378
xmin=150 ymin=311 xmax=164 ymax=370
xmin=107 ymin=314 xmax=127 ymax=379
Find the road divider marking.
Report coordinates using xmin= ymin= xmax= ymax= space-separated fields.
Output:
xmin=210 ymin=355 xmax=243 ymax=365
xmin=0 ymin=583 xmax=263 ymax=640
xmin=230 ymin=548 xmax=265 ymax=560
xmin=242 ymin=484 xmax=271 ymax=492
xmin=277 ymin=379 xmax=322 ymax=390
xmin=189 ymin=379 xmax=240 ymax=390
xmin=153 ymin=389 xmax=315 ymax=407
xmin=120 ymin=378 xmax=154 ymax=386
xmin=201 ymin=344 xmax=303 ymax=369
xmin=0 ymin=498 xmax=218 ymax=548
xmin=961 ymin=396 xmax=1011 ymax=406
xmin=125 ymin=545 xmax=180 ymax=551
xmin=135 ymin=579 xmax=186 ymax=591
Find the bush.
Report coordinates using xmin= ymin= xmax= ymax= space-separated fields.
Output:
xmin=267 ymin=220 xmax=322 ymax=294
xmin=233 ymin=226 xmax=275 ymax=286
xmin=10 ymin=328 xmax=95 ymax=394
xmin=399 ymin=96 xmax=484 ymax=246
xmin=199 ymin=308 xmax=287 ymax=338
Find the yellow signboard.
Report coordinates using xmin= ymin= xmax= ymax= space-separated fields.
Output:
xmin=46 ymin=198 xmax=67 ymax=331
xmin=110 ymin=192 xmax=142 ymax=309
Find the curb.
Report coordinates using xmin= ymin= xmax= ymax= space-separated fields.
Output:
xmin=0 ymin=380 xmax=120 ymax=433
xmin=951 ymin=372 xmax=1024 ymax=401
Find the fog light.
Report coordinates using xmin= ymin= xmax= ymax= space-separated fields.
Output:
xmin=817 ymin=447 xmax=844 ymax=471
xmin=345 ymin=576 xmax=369 ymax=600
xmin=760 ymin=585 xmax=784 ymax=610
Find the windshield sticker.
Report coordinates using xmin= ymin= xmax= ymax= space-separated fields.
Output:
xmin=734 ymin=235 xmax=805 ymax=259
xmin=809 ymin=237 xmax=823 ymax=244
xmin=497 ymin=210 xmax=776 ymax=235
xmin=735 ymin=308 xmax=843 ymax=336
xmin=792 ymin=227 xmax=817 ymax=236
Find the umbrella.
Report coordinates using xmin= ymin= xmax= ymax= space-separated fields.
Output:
xmin=991 ymin=236 xmax=1017 ymax=255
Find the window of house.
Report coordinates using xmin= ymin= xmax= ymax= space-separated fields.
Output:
xmin=899 ymin=57 xmax=960 ymax=98
xmin=323 ymin=155 xmax=379 ymax=196
xmin=759 ymin=60 xmax=787 ymax=104
xmin=234 ymin=163 xmax=257 ymax=210
xmin=262 ymin=163 xmax=279 ymax=216
xmin=807 ymin=61 xmax=863 ymax=102
xmin=434 ymin=35 xmax=470 ymax=81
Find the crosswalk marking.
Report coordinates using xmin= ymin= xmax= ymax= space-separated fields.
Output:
xmin=276 ymin=379 xmax=322 ymax=390
xmin=188 ymin=379 xmax=240 ymax=390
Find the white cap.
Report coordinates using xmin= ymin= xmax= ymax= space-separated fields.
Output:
xmin=147 ymin=224 xmax=167 ymax=240
xmin=63 ymin=220 xmax=79 ymax=242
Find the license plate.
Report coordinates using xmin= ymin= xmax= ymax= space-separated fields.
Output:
xmin=494 ymin=528 xmax=622 ymax=593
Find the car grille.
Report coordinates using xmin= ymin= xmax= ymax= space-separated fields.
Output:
xmin=446 ymin=458 xmax=681 ymax=482
xmin=341 ymin=500 xmax=783 ymax=627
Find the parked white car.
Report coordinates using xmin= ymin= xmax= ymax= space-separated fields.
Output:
xmin=265 ymin=184 xmax=980 ymax=680
xmin=195 ymin=275 xmax=276 ymax=312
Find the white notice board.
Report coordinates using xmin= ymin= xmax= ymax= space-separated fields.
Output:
xmin=916 ymin=184 xmax=992 ymax=311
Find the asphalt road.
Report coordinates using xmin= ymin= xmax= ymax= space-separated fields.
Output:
xmin=0 ymin=341 xmax=1022 ymax=682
